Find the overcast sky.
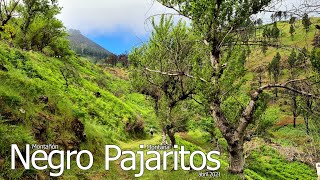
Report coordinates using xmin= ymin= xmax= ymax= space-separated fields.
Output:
xmin=58 ymin=0 xmax=176 ymax=54
xmin=58 ymin=0 xmax=316 ymax=54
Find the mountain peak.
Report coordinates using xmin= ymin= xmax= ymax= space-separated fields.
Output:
xmin=67 ymin=29 xmax=114 ymax=59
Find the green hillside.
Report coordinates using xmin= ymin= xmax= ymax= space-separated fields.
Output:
xmin=0 ymin=0 xmax=320 ymax=178
xmin=0 ymin=42 xmax=157 ymax=178
xmin=0 ymin=17 xmax=320 ymax=179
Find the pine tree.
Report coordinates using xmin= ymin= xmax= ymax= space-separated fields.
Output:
xmin=289 ymin=24 xmax=295 ymax=40
xmin=288 ymin=50 xmax=297 ymax=69
xmin=268 ymin=52 xmax=281 ymax=97
xmin=287 ymin=50 xmax=299 ymax=128
xmin=271 ymin=22 xmax=280 ymax=39
xmin=289 ymin=16 xmax=296 ymax=24
xmin=302 ymin=13 xmax=312 ymax=32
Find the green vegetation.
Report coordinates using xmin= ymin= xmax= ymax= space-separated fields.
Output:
xmin=0 ymin=42 xmax=157 ymax=178
xmin=0 ymin=38 xmax=317 ymax=178
xmin=247 ymin=146 xmax=315 ymax=180
xmin=0 ymin=0 xmax=320 ymax=179
xmin=152 ymin=0 xmax=320 ymax=175
xmin=130 ymin=15 xmax=202 ymax=146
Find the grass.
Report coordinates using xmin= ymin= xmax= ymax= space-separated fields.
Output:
xmin=246 ymin=145 xmax=316 ymax=180
xmin=0 ymin=42 xmax=156 ymax=178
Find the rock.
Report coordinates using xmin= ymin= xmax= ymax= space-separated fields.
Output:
xmin=244 ymin=135 xmax=252 ymax=142
xmin=264 ymin=138 xmax=272 ymax=143
xmin=64 ymin=139 xmax=76 ymax=150
xmin=0 ymin=64 xmax=8 ymax=72
xmin=72 ymin=119 xmax=86 ymax=142
xmin=19 ymin=108 xmax=26 ymax=114
xmin=39 ymin=96 xmax=49 ymax=104
xmin=94 ymin=92 xmax=101 ymax=98
xmin=33 ymin=121 xmax=47 ymax=142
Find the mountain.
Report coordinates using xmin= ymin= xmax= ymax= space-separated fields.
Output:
xmin=67 ymin=29 xmax=113 ymax=59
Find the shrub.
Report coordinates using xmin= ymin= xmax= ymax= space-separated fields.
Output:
xmin=256 ymin=106 xmax=280 ymax=135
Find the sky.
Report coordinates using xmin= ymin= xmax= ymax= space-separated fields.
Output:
xmin=58 ymin=0 xmax=316 ymax=55
xmin=58 ymin=0 xmax=176 ymax=55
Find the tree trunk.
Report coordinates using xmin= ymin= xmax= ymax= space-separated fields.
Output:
xmin=167 ymin=129 xmax=176 ymax=146
xmin=304 ymin=116 xmax=309 ymax=134
xmin=290 ymin=85 xmax=298 ymax=128
xmin=293 ymin=97 xmax=297 ymax=128
xmin=210 ymin=90 xmax=260 ymax=175
xmin=259 ymin=75 xmax=262 ymax=87
xmin=165 ymin=105 xmax=175 ymax=146
xmin=304 ymin=58 xmax=307 ymax=73
xmin=305 ymin=98 xmax=312 ymax=134
xmin=228 ymin=139 xmax=245 ymax=174
xmin=161 ymin=127 xmax=168 ymax=145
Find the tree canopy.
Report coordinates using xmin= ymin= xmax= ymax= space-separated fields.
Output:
xmin=0 ymin=0 xmax=71 ymax=57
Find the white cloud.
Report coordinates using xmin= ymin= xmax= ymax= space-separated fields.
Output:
xmin=59 ymin=0 xmax=314 ymax=37
xmin=58 ymin=0 xmax=176 ymax=36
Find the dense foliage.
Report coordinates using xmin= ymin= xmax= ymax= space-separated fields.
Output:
xmin=0 ymin=0 xmax=72 ymax=57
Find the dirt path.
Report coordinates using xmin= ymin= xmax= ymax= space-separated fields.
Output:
xmin=112 ymin=135 xmax=162 ymax=179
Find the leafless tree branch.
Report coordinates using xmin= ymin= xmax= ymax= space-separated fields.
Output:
xmin=144 ymin=67 xmax=208 ymax=82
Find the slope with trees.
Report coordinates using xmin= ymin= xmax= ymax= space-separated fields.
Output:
xmin=131 ymin=0 xmax=320 ymax=174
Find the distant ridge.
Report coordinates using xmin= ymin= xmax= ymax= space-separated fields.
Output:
xmin=67 ymin=29 xmax=113 ymax=59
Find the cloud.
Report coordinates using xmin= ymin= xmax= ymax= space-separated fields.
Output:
xmin=58 ymin=0 xmax=318 ymax=37
xmin=58 ymin=0 xmax=175 ymax=36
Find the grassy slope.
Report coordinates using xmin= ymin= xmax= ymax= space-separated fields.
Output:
xmin=247 ymin=18 xmax=320 ymax=141
xmin=0 ymin=43 xmax=157 ymax=178
xmin=0 ymin=18 xmax=319 ymax=179
xmin=243 ymin=18 xmax=320 ymax=179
